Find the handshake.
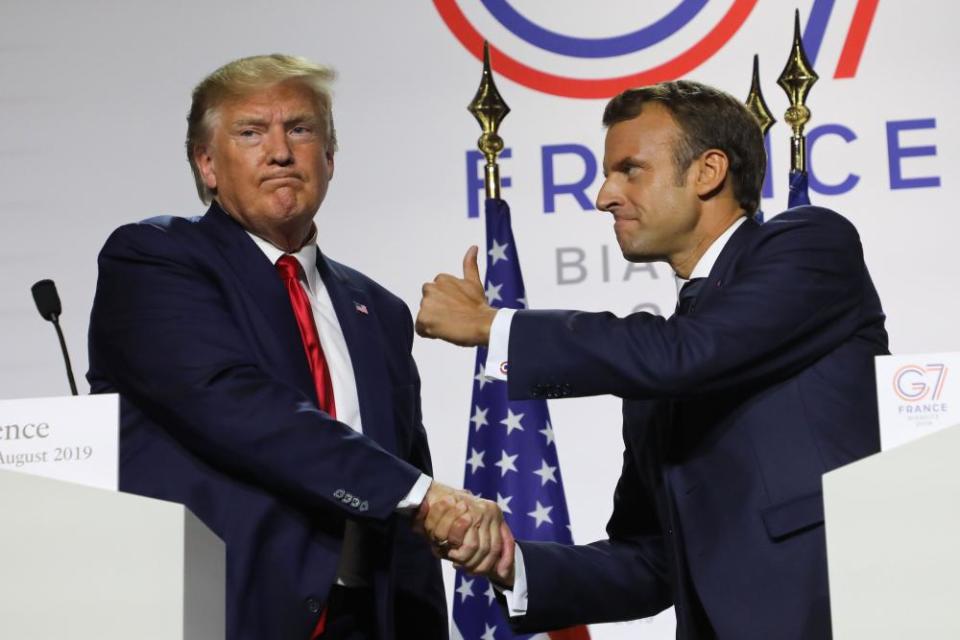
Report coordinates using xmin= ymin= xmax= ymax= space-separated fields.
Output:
xmin=416 ymin=481 xmax=516 ymax=588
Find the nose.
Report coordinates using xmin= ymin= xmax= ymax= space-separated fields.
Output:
xmin=265 ymin=127 xmax=293 ymax=165
xmin=595 ymin=175 xmax=622 ymax=214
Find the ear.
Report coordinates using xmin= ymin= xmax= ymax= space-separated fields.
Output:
xmin=693 ymin=149 xmax=729 ymax=199
xmin=194 ymin=145 xmax=218 ymax=191
xmin=325 ymin=148 xmax=335 ymax=181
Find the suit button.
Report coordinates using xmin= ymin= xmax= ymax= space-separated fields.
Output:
xmin=305 ymin=597 xmax=321 ymax=614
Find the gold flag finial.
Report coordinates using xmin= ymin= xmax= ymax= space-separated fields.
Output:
xmin=777 ymin=9 xmax=819 ymax=173
xmin=468 ymin=41 xmax=511 ymax=199
xmin=745 ymin=54 xmax=776 ymax=137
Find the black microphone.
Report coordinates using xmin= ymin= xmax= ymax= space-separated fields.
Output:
xmin=31 ymin=279 xmax=79 ymax=396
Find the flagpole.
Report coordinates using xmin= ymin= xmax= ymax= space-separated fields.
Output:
xmin=468 ymin=41 xmax=510 ymax=200
xmin=777 ymin=9 xmax=818 ymax=175
xmin=745 ymin=54 xmax=776 ymax=141
xmin=454 ymin=41 xmax=592 ymax=640
xmin=745 ymin=54 xmax=776 ymax=222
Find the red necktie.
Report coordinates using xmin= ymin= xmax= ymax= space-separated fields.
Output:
xmin=276 ymin=256 xmax=335 ymax=638
xmin=276 ymin=255 xmax=337 ymax=417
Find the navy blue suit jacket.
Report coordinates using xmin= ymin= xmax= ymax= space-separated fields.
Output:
xmin=87 ymin=204 xmax=447 ymax=640
xmin=504 ymin=207 xmax=888 ymax=639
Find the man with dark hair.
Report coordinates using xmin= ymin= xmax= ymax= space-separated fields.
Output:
xmin=602 ymin=82 xmax=766 ymax=214
xmin=416 ymin=80 xmax=888 ymax=638
xmin=88 ymin=54 xmax=506 ymax=640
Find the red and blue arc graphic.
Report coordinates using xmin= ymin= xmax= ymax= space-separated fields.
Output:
xmin=480 ymin=0 xmax=711 ymax=58
xmin=802 ymin=0 xmax=879 ymax=79
xmin=434 ymin=0 xmax=879 ymax=99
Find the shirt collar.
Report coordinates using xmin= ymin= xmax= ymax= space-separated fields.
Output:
xmin=675 ymin=216 xmax=746 ymax=293
xmin=246 ymin=226 xmax=320 ymax=294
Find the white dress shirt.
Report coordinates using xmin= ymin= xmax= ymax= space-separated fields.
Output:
xmin=488 ymin=215 xmax=746 ymax=615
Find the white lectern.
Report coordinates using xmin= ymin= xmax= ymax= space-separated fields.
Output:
xmin=0 ymin=469 xmax=224 ymax=639
xmin=823 ymin=424 xmax=960 ymax=639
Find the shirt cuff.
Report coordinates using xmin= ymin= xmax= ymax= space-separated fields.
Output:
xmin=484 ymin=308 xmax=516 ymax=381
xmin=494 ymin=543 xmax=528 ymax=617
xmin=396 ymin=473 xmax=432 ymax=512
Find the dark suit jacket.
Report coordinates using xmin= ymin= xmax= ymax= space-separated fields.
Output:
xmin=503 ymin=207 xmax=888 ymax=639
xmin=87 ymin=203 xmax=447 ymax=640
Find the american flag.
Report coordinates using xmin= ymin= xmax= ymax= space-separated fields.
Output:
xmin=788 ymin=169 xmax=811 ymax=208
xmin=757 ymin=163 xmax=810 ymax=225
xmin=452 ymin=198 xmax=589 ymax=640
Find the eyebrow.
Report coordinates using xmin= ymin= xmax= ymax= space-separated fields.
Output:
xmin=283 ymin=113 xmax=319 ymax=126
xmin=231 ymin=117 xmax=268 ymax=128
xmin=230 ymin=113 xmax=318 ymax=128
xmin=603 ymin=157 xmax=643 ymax=178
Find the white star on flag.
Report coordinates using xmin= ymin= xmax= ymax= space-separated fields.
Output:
xmin=485 ymin=582 xmax=497 ymax=606
xmin=496 ymin=492 xmax=513 ymax=514
xmin=539 ymin=421 xmax=555 ymax=446
xmin=466 ymin=448 xmax=485 ymax=474
xmin=474 ymin=365 xmax=492 ymax=390
xmin=456 ymin=576 xmax=475 ymax=603
xmin=485 ymin=281 xmax=503 ymax=304
xmin=533 ymin=459 xmax=558 ymax=486
xmin=500 ymin=409 xmax=525 ymax=435
xmin=481 ymin=623 xmax=498 ymax=640
xmin=470 ymin=406 xmax=488 ymax=431
xmin=488 ymin=239 xmax=510 ymax=265
xmin=494 ymin=450 xmax=519 ymax=477
xmin=528 ymin=500 xmax=554 ymax=528
xmin=517 ymin=296 xmax=527 ymax=308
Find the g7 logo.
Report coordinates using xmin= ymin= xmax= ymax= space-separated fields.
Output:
xmin=434 ymin=0 xmax=879 ymax=98
xmin=893 ymin=364 xmax=948 ymax=402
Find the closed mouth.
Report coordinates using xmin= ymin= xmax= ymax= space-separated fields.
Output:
xmin=262 ymin=174 xmax=301 ymax=183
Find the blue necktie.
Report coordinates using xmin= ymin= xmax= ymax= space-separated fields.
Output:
xmin=676 ymin=278 xmax=706 ymax=316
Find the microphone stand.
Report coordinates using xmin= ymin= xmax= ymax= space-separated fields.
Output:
xmin=49 ymin=312 xmax=79 ymax=396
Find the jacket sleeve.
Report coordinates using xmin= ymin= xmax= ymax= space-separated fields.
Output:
xmin=505 ymin=444 xmax=672 ymax=631
xmin=508 ymin=208 xmax=885 ymax=401
xmin=88 ymin=223 xmax=421 ymax=521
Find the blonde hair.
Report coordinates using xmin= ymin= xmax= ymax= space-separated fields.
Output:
xmin=185 ymin=54 xmax=338 ymax=203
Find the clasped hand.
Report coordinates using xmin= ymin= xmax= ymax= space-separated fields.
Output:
xmin=416 ymin=482 xmax=515 ymax=587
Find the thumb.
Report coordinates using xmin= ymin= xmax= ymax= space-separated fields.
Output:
xmin=495 ymin=521 xmax=516 ymax=584
xmin=462 ymin=245 xmax=481 ymax=284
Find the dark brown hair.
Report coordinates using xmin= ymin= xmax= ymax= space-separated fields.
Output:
xmin=603 ymin=80 xmax=765 ymax=214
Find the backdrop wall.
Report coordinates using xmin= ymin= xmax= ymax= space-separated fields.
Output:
xmin=1 ymin=2 xmax=953 ymax=638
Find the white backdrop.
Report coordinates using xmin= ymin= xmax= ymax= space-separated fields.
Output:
xmin=1 ymin=2 xmax=956 ymax=638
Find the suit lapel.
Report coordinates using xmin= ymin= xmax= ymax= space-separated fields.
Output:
xmin=694 ymin=216 xmax=760 ymax=311
xmin=195 ymin=204 xmax=399 ymax=454
xmin=196 ymin=203 xmax=317 ymax=402
xmin=316 ymin=253 xmax=398 ymax=455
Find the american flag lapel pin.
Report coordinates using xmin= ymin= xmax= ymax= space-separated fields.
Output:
xmin=354 ymin=301 xmax=369 ymax=315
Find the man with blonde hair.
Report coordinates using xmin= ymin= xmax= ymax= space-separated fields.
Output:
xmin=88 ymin=54 xmax=506 ymax=639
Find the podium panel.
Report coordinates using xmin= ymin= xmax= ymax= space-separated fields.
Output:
xmin=823 ymin=424 xmax=960 ymax=639
xmin=0 ymin=469 xmax=224 ymax=639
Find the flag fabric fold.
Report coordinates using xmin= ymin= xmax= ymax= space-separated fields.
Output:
xmin=757 ymin=169 xmax=810 ymax=224
xmin=451 ymin=198 xmax=589 ymax=640
xmin=788 ymin=169 xmax=811 ymax=208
